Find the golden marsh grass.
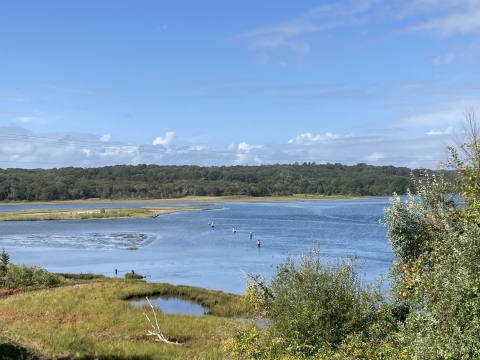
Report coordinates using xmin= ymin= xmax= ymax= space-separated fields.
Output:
xmin=0 ymin=206 xmax=217 ymax=222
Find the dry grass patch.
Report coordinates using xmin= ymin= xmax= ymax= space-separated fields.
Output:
xmin=0 ymin=206 xmax=217 ymax=221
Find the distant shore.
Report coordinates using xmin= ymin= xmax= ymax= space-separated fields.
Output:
xmin=0 ymin=194 xmax=369 ymax=206
xmin=0 ymin=206 xmax=217 ymax=221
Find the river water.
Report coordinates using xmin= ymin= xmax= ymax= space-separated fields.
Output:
xmin=0 ymin=198 xmax=393 ymax=294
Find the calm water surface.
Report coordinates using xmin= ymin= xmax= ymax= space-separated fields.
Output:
xmin=0 ymin=199 xmax=393 ymax=294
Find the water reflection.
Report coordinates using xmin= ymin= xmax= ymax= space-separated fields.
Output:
xmin=130 ymin=295 xmax=209 ymax=315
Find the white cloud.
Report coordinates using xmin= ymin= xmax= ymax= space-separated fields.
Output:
xmin=234 ymin=152 xmax=263 ymax=165
xmin=288 ymin=132 xmax=353 ymax=145
xmin=227 ymin=143 xmax=236 ymax=150
xmin=238 ymin=142 xmax=263 ymax=152
xmin=100 ymin=134 xmax=111 ymax=142
xmin=153 ymin=131 xmax=176 ymax=147
xmin=426 ymin=126 xmax=454 ymax=135
xmin=0 ymin=125 xmax=457 ymax=170
xmin=433 ymin=53 xmax=455 ymax=65
xmin=365 ymin=152 xmax=384 ymax=162
xmin=389 ymin=98 xmax=480 ymax=129
xmin=188 ymin=145 xmax=209 ymax=151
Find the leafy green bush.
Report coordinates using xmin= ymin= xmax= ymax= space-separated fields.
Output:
xmin=381 ymin=121 xmax=480 ymax=360
xmin=2 ymin=264 xmax=64 ymax=289
xmin=226 ymin=248 xmax=385 ymax=359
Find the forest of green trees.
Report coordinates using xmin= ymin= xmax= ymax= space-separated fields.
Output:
xmin=0 ymin=162 xmax=450 ymax=201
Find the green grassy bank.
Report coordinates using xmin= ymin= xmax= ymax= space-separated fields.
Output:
xmin=0 ymin=279 xmax=255 ymax=359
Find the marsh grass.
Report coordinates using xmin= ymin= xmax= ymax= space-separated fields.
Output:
xmin=0 ymin=206 xmax=217 ymax=222
xmin=125 ymin=273 xmax=144 ymax=280
xmin=55 ymin=273 xmax=106 ymax=281
xmin=0 ymin=279 xmax=254 ymax=359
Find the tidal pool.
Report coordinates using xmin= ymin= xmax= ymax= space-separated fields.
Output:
xmin=131 ymin=295 xmax=209 ymax=315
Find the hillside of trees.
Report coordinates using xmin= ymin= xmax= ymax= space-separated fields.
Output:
xmin=0 ymin=162 xmax=452 ymax=202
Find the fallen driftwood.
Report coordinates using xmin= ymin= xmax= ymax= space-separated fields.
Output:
xmin=143 ymin=297 xmax=182 ymax=345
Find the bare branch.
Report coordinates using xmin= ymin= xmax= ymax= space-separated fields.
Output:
xmin=142 ymin=297 xmax=182 ymax=345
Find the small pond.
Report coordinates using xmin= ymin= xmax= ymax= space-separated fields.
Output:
xmin=130 ymin=295 xmax=209 ymax=315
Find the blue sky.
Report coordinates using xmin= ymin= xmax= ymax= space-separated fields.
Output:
xmin=1 ymin=0 xmax=479 ymax=169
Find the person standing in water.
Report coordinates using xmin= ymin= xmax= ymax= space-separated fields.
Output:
xmin=249 ymin=232 xmax=253 ymax=239
xmin=257 ymin=239 xmax=261 ymax=248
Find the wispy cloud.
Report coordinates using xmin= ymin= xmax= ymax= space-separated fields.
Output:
xmin=433 ymin=53 xmax=455 ymax=65
xmin=288 ymin=132 xmax=353 ymax=145
xmin=235 ymin=0 xmax=374 ymax=65
xmin=426 ymin=126 xmax=454 ymax=136
xmin=17 ymin=117 xmax=37 ymax=123
xmin=47 ymin=85 xmax=98 ymax=95
xmin=235 ymin=0 xmax=480 ymax=65
xmin=403 ymin=0 xmax=480 ymax=36
xmin=0 ymin=97 xmax=26 ymax=102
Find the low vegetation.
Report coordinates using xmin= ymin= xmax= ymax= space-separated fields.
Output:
xmin=0 ymin=205 xmax=214 ymax=221
xmin=0 ymin=248 xmax=64 ymax=291
xmin=0 ymin=259 xmax=255 ymax=359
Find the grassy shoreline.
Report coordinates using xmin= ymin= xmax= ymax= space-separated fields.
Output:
xmin=0 ymin=278 xmax=255 ymax=359
xmin=0 ymin=205 xmax=217 ymax=221
xmin=0 ymin=194 xmax=369 ymax=206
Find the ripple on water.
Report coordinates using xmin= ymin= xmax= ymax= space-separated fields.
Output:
xmin=0 ymin=232 xmax=156 ymax=250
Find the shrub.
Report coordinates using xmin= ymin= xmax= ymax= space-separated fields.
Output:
xmin=125 ymin=272 xmax=144 ymax=279
xmin=3 ymin=264 xmax=64 ymax=289
xmin=0 ymin=248 xmax=10 ymax=277
xmin=227 ymin=248 xmax=384 ymax=359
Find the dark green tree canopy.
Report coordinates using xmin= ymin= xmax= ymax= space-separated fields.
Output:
xmin=0 ymin=163 xmax=452 ymax=202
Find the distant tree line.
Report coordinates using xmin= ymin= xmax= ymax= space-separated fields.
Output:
xmin=0 ymin=162 xmax=453 ymax=202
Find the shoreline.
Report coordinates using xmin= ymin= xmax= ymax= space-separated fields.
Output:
xmin=0 ymin=194 xmax=371 ymax=206
xmin=0 ymin=205 xmax=217 ymax=222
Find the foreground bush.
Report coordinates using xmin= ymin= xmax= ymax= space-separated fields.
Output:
xmin=224 ymin=249 xmax=393 ymax=359
xmin=2 ymin=263 xmax=64 ymax=289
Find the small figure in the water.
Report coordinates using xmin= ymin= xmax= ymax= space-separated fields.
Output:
xmin=249 ymin=232 xmax=253 ymax=239
xmin=211 ymin=222 xmax=214 ymax=228
xmin=232 ymin=227 xmax=236 ymax=233
xmin=257 ymin=239 xmax=261 ymax=248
